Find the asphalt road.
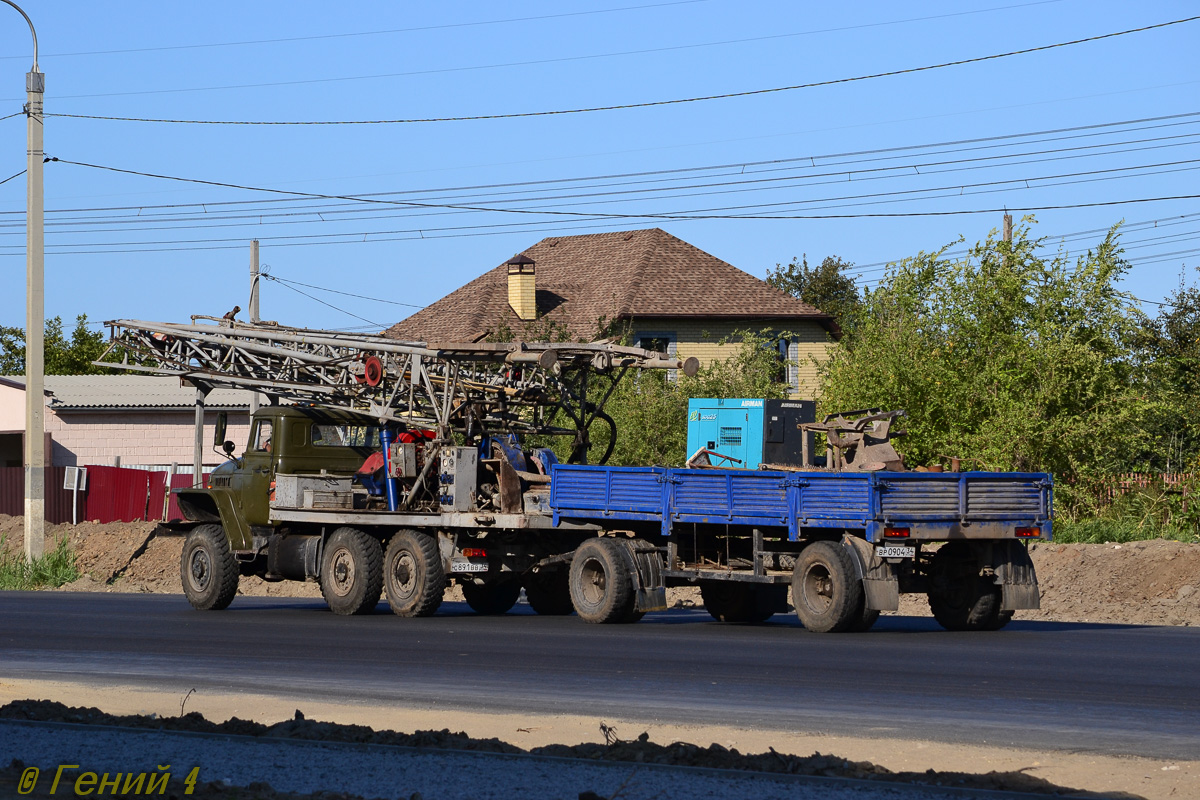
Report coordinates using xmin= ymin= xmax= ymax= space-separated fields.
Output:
xmin=2 ymin=591 xmax=1197 ymax=761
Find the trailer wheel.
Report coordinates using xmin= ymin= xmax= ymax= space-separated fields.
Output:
xmin=462 ymin=580 xmax=521 ymax=615
xmin=524 ymin=570 xmax=574 ymax=616
xmin=181 ymin=524 xmax=239 ymax=611
xmin=700 ymin=582 xmax=784 ymax=623
xmin=791 ymin=540 xmax=864 ymax=633
xmin=320 ymin=527 xmax=383 ymax=616
xmin=927 ymin=543 xmax=1011 ymax=631
xmin=384 ymin=529 xmax=445 ymax=618
xmin=848 ymin=595 xmax=881 ymax=633
xmin=569 ymin=538 xmax=640 ymax=624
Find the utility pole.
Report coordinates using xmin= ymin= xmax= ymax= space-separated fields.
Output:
xmin=248 ymin=240 xmax=260 ymax=415
xmin=1003 ymin=213 xmax=1013 ymax=243
xmin=3 ymin=0 xmax=44 ymax=561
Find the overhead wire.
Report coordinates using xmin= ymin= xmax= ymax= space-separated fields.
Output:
xmin=6 ymin=110 xmax=1195 ymax=220
xmin=31 ymin=1 xmax=1067 ymax=102
xmin=0 ymin=0 xmax=712 ymax=60
xmin=45 ymin=16 xmax=1200 ymax=125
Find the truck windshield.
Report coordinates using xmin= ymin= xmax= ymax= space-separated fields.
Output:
xmin=312 ymin=423 xmax=378 ymax=448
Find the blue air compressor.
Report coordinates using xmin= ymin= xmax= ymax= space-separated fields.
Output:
xmin=686 ymin=398 xmax=816 ymax=468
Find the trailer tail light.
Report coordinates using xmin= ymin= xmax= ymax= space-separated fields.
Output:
xmin=1015 ymin=527 xmax=1040 ymax=538
xmin=461 ymin=548 xmax=488 ymax=557
xmin=884 ymin=527 xmax=910 ymax=538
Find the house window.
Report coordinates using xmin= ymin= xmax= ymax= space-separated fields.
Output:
xmin=636 ymin=335 xmax=674 ymax=355
xmin=636 ymin=331 xmax=678 ymax=380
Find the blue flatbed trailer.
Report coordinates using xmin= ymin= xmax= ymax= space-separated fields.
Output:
xmin=548 ymin=464 xmax=1051 ymax=631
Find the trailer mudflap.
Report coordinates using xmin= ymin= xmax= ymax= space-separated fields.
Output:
xmin=624 ymin=539 xmax=667 ymax=613
xmin=841 ymin=534 xmax=900 ymax=611
xmin=992 ymin=540 xmax=1041 ymax=611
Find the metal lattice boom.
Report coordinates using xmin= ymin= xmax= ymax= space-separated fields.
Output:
xmin=96 ymin=318 xmax=698 ymax=451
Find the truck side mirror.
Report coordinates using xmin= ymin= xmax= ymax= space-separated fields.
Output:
xmin=214 ymin=411 xmax=227 ymax=447
xmin=223 ymin=440 xmax=236 ymax=456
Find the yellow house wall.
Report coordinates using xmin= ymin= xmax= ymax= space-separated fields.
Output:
xmin=630 ymin=317 xmax=835 ymax=400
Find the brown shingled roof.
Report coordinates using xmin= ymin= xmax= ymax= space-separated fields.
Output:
xmin=384 ymin=228 xmax=832 ymax=341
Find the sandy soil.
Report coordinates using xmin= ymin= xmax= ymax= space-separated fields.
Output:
xmin=0 ymin=679 xmax=1194 ymax=800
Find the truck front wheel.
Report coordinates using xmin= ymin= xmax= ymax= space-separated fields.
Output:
xmin=384 ymin=529 xmax=445 ymax=617
xmin=792 ymin=540 xmax=864 ymax=633
xmin=181 ymin=524 xmax=239 ymax=611
xmin=569 ymin=538 xmax=641 ymax=624
xmin=320 ymin=527 xmax=383 ymax=615
xmin=927 ymin=543 xmax=1012 ymax=631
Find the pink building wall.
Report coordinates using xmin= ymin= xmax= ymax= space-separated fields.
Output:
xmin=0 ymin=383 xmax=251 ymax=468
xmin=47 ymin=411 xmax=252 ymax=468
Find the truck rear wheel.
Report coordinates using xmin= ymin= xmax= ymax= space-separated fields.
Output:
xmin=792 ymin=540 xmax=864 ymax=633
xmin=569 ymin=538 xmax=641 ymax=624
xmin=462 ymin=580 xmax=521 ymax=615
xmin=524 ymin=569 xmax=574 ymax=615
xmin=384 ymin=529 xmax=445 ymax=617
xmin=181 ymin=524 xmax=239 ymax=611
xmin=700 ymin=582 xmax=784 ymax=623
xmin=927 ymin=543 xmax=1011 ymax=631
xmin=320 ymin=527 xmax=383 ymax=616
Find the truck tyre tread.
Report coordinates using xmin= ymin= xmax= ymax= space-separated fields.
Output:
xmin=569 ymin=537 xmax=639 ymax=624
xmin=792 ymin=540 xmax=864 ymax=633
xmin=523 ymin=570 xmax=574 ymax=616
xmin=320 ymin=527 xmax=383 ymax=616
xmin=462 ymin=580 xmax=521 ymax=615
xmin=927 ymin=543 xmax=1009 ymax=631
xmin=181 ymin=524 xmax=239 ymax=611
xmin=384 ymin=529 xmax=445 ymax=618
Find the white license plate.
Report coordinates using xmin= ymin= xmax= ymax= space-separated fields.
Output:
xmin=876 ymin=546 xmax=916 ymax=559
xmin=451 ymin=561 xmax=488 ymax=573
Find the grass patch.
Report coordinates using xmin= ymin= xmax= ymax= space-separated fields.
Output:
xmin=1053 ymin=517 xmax=1199 ymax=545
xmin=0 ymin=533 xmax=80 ymax=590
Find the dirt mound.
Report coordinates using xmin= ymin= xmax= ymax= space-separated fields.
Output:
xmin=1 ymin=700 xmax=1126 ymax=798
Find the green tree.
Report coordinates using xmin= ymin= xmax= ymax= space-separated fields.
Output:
xmin=767 ymin=254 xmax=862 ymax=330
xmin=817 ymin=219 xmax=1151 ymax=513
xmin=0 ymin=314 xmax=110 ymax=375
xmin=1136 ymin=268 xmax=1200 ymax=472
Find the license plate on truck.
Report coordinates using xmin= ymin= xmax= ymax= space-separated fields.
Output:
xmin=451 ymin=560 xmax=488 ymax=573
xmin=876 ymin=546 xmax=916 ymax=558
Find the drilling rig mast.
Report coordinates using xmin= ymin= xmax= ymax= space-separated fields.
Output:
xmin=96 ymin=317 xmax=698 ymax=464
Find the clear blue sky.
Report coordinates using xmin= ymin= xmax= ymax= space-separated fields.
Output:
xmin=0 ymin=0 xmax=1196 ymax=334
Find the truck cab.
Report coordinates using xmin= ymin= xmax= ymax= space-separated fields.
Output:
xmin=174 ymin=406 xmax=378 ymax=549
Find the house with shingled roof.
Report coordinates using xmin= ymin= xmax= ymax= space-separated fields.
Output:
xmin=384 ymin=228 xmax=838 ymax=398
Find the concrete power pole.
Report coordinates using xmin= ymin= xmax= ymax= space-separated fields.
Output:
xmin=3 ymin=0 xmax=45 ymax=561
xmin=249 ymin=239 xmax=260 ymax=415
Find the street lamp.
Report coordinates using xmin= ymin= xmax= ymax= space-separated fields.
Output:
xmin=2 ymin=0 xmax=44 ymax=561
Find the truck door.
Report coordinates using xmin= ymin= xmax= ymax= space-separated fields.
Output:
xmin=230 ymin=417 xmax=274 ymax=528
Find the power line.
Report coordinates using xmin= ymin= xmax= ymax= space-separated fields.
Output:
xmin=46 ymin=16 xmax=1200 ymax=126
xmin=31 ymin=1 xmax=1066 ymax=102
xmin=0 ymin=1 xmax=710 ymax=60
xmin=264 ymin=276 xmax=385 ymax=329
xmin=26 ymin=155 xmax=1200 ymax=240
xmin=12 ymin=110 xmax=1196 ymax=219
xmin=265 ymin=275 xmax=427 ymax=309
